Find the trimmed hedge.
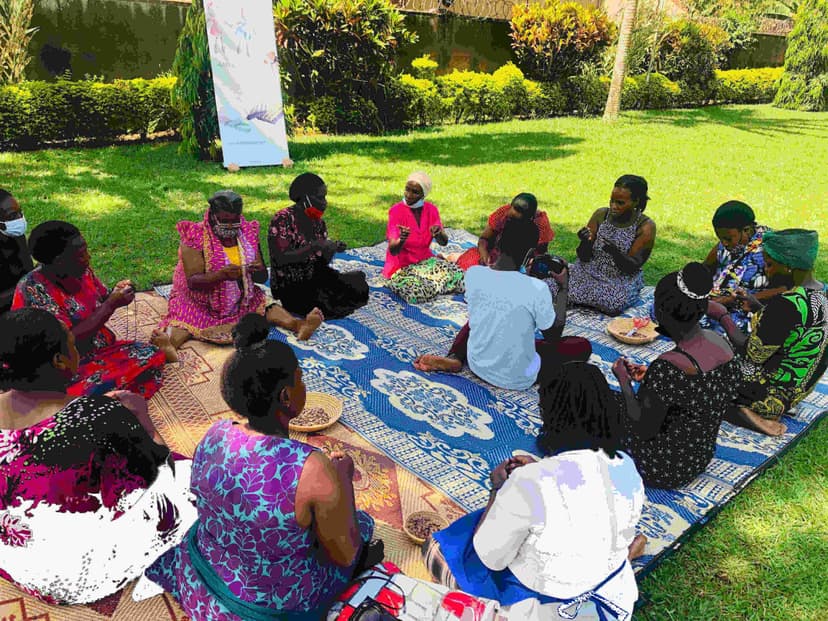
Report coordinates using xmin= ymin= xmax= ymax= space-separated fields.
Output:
xmin=0 ymin=66 xmax=783 ymax=149
xmin=0 ymin=77 xmax=179 ymax=149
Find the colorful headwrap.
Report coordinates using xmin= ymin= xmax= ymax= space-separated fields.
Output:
xmin=712 ymin=200 xmax=755 ymax=229
xmin=407 ymin=171 xmax=432 ymax=198
xmin=763 ymin=229 xmax=819 ymax=271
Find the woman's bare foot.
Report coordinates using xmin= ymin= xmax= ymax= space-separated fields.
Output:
xmin=737 ymin=406 xmax=787 ymax=436
xmin=297 ymin=308 xmax=323 ymax=341
xmin=444 ymin=252 xmax=462 ymax=263
xmin=627 ymin=534 xmax=647 ymax=560
xmin=151 ymin=329 xmax=179 ymax=363
xmin=412 ymin=355 xmax=463 ymax=373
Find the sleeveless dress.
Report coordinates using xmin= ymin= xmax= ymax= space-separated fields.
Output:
xmin=620 ymin=348 xmax=740 ymax=489
xmin=568 ymin=211 xmax=646 ymax=315
xmin=146 ymin=420 xmax=374 ymax=620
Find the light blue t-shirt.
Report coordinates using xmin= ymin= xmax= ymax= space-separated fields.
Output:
xmin=465 ymin=266 xmax=556 ymax=390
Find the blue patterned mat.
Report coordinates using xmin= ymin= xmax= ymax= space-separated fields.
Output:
xmin=155 ymin=230 xmax=828 ymax=578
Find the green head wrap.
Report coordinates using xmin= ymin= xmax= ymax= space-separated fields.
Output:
xmin=712 ymin=201 xmax=755 ymax=229
xmin=763 ymin=229 xmax=819 ymax=271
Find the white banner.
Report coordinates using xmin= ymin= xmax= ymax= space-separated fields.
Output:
xmin=203 ymin=0 xmax=290 ymax=168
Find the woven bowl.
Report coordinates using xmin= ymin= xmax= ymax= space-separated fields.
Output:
xmin=289 ymin=392 xmax=343 ymax=433
xmin=403 ymin=511 xmax=449 ymax=546
xmin=607 ymin=317 xmax=659 ymax=345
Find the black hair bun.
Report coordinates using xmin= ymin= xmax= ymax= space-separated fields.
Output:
xmin=681 ymin=262 xmax=713 ymax=297
xmin=232 ymin=313 xmax=270 ymax=350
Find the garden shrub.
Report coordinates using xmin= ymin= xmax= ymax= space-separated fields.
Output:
xmin=396 ymin=74 xmax=445 ymax=127
xmin=274 ymin=0 xmax=414 ymax=117
xmin=651 ymin=19 xmax=718 ymax=98
xmin=715 ymin=67 xmax=783 ymax=103
xmin=410 ymin=55 xmax=438 ymax=80
xmin=510 ymin=1 xmax=615 ymax=82
xmin=436 ymin=70 xmax=513 ymax=124
xmin=0 ymin=77 xmax=180 ymax=149
xmin=172 ymin=0 xmax=219 ymax=160
xmin=774 ymin=0 xmax=828 ymax=111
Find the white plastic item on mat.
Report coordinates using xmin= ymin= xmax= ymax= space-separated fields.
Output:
xmin=384 ymin=574 xmax=500 ymax=621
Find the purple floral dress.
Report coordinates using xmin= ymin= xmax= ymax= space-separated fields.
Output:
xmin=146 ymin=420 xmax=374 ymax=620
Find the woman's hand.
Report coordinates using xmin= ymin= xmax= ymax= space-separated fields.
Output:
xmin=710 ymin=294 xmax=737 ymax=309
xmin=397 ymin=225 xmax=411 ymax=245
xmin=107 ymin=283 xmax=135 ymax=308
xmin=219 ymin=264 xmax=243 ymax=281
xmin=602 ymin=240 xmax=622 ymax=256
xmin=734 ymin=288 xmax=763 ymax=313
xmin=329 ymin=451 xmax=355 ymax=482
xmin=707 ymin=299 xmax=730 ymax=321
xmin=489 ymin=459 xmax=511 ymax=491
xmin=577 ymin=227 xmax=594 ymax=243
xmin=105 ymin=390 xmax=148 ymax=419
xmin=478 ymin=248 xmax=490 ymax=265
xmin=624 ymin=360 xmax=648 ymax=382
xmin=550 ymin=264 xmax=569 ymax=289
xmin=612 ymin=358 xmax=632 ymax=384
xmin=430 ymin=225 xmax=445 ymax=239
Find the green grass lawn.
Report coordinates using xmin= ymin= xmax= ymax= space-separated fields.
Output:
xmin=2 ymin=104 xmax=828 ymax=619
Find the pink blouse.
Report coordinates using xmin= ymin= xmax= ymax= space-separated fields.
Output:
xmin=382 ymin=201 xmax=443 ymax=278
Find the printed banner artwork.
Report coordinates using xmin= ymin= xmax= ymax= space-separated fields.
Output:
xmin=203 ymin=0 xmax=290 ymax=168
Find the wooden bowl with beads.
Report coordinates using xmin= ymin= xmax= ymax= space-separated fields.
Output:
xmin=403 ymin=511 xmax=449 ymax=545
xmin=289 ymin=392 xmax=343 ymax=433
xmin=607 ymin=317 xmax=659 ymax=345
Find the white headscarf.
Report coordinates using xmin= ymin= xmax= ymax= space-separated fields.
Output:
xmin=406 ymin=171 xmax=432 ymax=198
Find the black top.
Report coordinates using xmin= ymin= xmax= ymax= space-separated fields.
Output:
xmin=0 ymin=234 xmax=33 ymax=311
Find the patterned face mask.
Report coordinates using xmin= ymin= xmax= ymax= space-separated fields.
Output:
xmin=213 ymin=219 xmax=240 ymax=238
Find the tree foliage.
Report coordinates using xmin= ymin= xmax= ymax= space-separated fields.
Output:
xmin=171 ymin=0 xmax=220 ymax=160
xmin=510 ymin=1 xmax=616 ymax=82
xmin=774 ymin=0 xmax=828 ymax=110
xmin=0 ymin=0 xmax=38 ymax=85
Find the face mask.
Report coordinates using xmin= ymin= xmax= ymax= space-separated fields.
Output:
xmin=213 ymin=219 xmax=240 ymax=238
xmin=0 ymin=215 xmax=27 ymax=238
xmin=405 ymin=196 xmax=425 ymax=209
xmin=305 ymin=206 xmax=325 ymax=220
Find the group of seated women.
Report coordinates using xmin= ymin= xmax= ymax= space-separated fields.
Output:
xmin=0 ymin=173 xmax=826 ymax=620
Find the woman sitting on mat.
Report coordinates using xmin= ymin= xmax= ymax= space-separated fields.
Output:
xmin=700 ymin=200 xmax=784 ymax=331
xmin=12 ymin=221 xmax=172 ymax=398
xmin=0 ymin=188 xmax=33 ymax=314
xmin=146 ymin=314 xmax=383 ymax=620
xmin=383 ymin=171 xmax=464 ymax=304
xmin=423 ymin=362 xmax=646 ymax=621
xmin=613 ymin=262 xmax=739 ymax=489
xmin=568 ymin=175 xmax=656 ymax=315
xmin=159 ymin=190 xmax=322 ymax=352
xmin=413 ymin=218 xmax=591 ymax=390
xmin=0 ymin=309 xmax=195 ymax=605
xmin=269 ymin=173 xmax=369 ymax=319
xmin=448 ymin=192 xmax=554 ymax=271
xmin=711 ymin=229 xmax=827 ymax=437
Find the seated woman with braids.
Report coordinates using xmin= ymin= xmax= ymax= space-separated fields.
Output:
xmin=568 ymin=175 xmax=656 ymax=315
xmin=613 ymin=263 xmax=739 ymax=489
xmin=423 ymin=362 xmax=645 ymax=621
xmin=146 ymin=314 xmax=383 ymax=620
xmin=13 ymin=221 xmax=172 ymax=398
xmin=0 ymin=309 xmax=195 ymax=605
xmin=711 ymin=229 xmax=827 ymax=436
xmin=160 ymin=190 xmax=322 ymax=352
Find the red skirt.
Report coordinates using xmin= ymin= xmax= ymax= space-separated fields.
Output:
xmin=67 ymin=340 xmax=165 ymax=399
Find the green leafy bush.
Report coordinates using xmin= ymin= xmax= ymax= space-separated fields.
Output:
xmin=411 ymin=55 xmax=438 ymax=80
xmin=436 ymin=70 xmax=512 ymax=123
xmin=510 ymin=1 xmax=615 ymax=82
xmin=715 ymin=67 xmax=783 ymax=103
xmin=274 ymin=0 xmax=414 ymax=113
xmin=171 ymin=0 xmax=219 ymax=160
xmin=651 ymin=19 xmax=719 ymax=98
xmin=0 ymin=77 xmax=180 ymax=149
xmin=396 ymin=74 xmax=445 ymax=127
xmin=774 ymin=0 xmax=828 ymax=111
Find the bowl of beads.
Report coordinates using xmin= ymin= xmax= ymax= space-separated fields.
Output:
xmin=289 ymin=392 xmax=343 ymax=433
xmin=607 ymin=316 xmax=659 ymax=345
xmin=403 ymin=511 xmax=449 ymax=545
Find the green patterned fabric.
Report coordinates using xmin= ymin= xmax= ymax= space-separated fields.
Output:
xmin=741 ymin=286 xmax=828 ymax=418
xmin=387 ymin=257 xmax=464 ymax=304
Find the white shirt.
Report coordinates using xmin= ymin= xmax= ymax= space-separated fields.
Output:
xmin=465 ymin=266 xmax=556 ymax=390
xmin=474 ymin=450 xmax=645 ymax=618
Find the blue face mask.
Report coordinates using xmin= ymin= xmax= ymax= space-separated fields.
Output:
xmin=0 ymin=215 xmax=27 ymax=238
xmin=404 ymin=196 xmax=424 ymax=210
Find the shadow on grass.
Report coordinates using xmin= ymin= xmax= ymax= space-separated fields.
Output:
xmin=635 ymin=106 xmax=828 ymax=137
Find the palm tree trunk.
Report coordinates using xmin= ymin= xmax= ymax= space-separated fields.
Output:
xmin=603 ymin=0 xmax=638 ymax=121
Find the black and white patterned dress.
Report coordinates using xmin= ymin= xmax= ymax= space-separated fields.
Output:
xmin=619 ymin=354 xmax=741 ymax=489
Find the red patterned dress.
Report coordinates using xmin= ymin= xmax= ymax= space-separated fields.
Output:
xmin=455 ymin=205 xmax=555 ymax=271
xmin=12 ymin=267 xmax=166 ymax=398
